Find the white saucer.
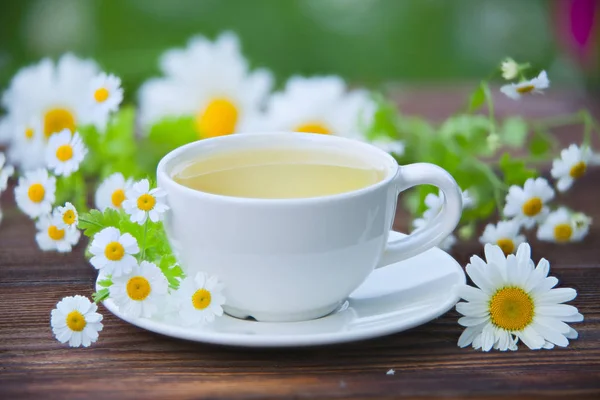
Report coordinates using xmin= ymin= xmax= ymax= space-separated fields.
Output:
xmin=99 ymin=231 xmax=465 ymax=347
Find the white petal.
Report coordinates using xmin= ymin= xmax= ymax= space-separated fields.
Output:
xmin=536 ymin=304 xmax=579 ymax=317
xmin=456 ymin=302 xmax=489 ymax=318
xmin=456 ymin=285 xmax=487 ymax=302
xmin=531 ymin=322 xmax=569 ymax=347
xmin=536 ymin=288 xmax=577 ymax=304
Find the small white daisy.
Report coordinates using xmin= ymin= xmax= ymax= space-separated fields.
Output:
xmin=94 ymin=172 xmax=133 ymax=212
xmin=260 ymin=76 xmax=374 ymax=140
xmin=171 ymin=272 xmax=226 ymax=326
xmin=503 ymin=178 xmax=555 ymax=229
xmin=550 ymin=144 xmax=592 ymax=192
xmin=500 ymin=71 xmax=549 ymax=100
xmin=109 ymin=261 xmax=169 ymax=318
xmin=412 ymin=217 xmax=457 ymax=251
xmin=479 ymin=220 xmax=526 ymax=256
xmin=14 ymin=168 xmax=56 ymax=218
xmin=35 ymin=213 xmax=80 ymax=252
xmin=457 ymin=243 xmax=583 ymax=351
xmin=138 ymin=32 xmax=273 ymax=138
xmin=500 ymin=58 xmax=519 ymax=80
xmin=51 ymin=295 xmax=103 ymax=347
xmin=53 ymin=202 xmax=78 ymax=230
xmin=537 ymin=207 xmax=590 ymax=243
xmin=122 ymin=179 xmax=169 ymax=225
xmin=0 ymin=152 xmax=15 ymax=192
xmin=89 ymin=73 xmax=123 ymax=129
xmin=45 ymin=129 xmax=87 ymax=177
xmin=423 ymin=189 xmax=475 ymax=221
xmin=89 ymin=227 xmax=139 ymax=277
xmin=6 ymin=119 xmax=46 ymax=171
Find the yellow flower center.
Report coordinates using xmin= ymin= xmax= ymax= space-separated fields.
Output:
xmin=516 ymin=84 xmax=535 ymax=94
xmin=489 ymin=287 xmax=534 ymax=331
xmin=44 ymin=108 xmax=75 ymax=139
xmin=56 ymin=144 xmax=73 ymax=162
xmin=137 ymin=194 xmax=156 ymax=211
xmin=27 ymin=183 xmax=45 ymax=203
xmin=104 ymin=241 xmax=125 ymax=261
xmin=48 ymin=225 xmax=65 ymax=241
xmin=62 ymin=209 xmax=76 ymax=225
xmin=522 ymin=197 xmax=542 ymax=217
xmin=496 ymin=238 xmax=515 ymax=256
xmin=126 ymin=276 xmax=151 ymax=301
xmin=295 ymin=123 xmax=331 ymax=135
xmin=111 ymin=189 xmax=126 ymax=208
xmin=94 ymin=87 xmax=110 ymax=103
xmin=25 ymin=127 xmax=34 ymax=139
xmin=195 ymin=98 xmax=238 ymax=139
xmin=553 ymin=223 xmax=573 ymax=242
xmin=192 ymin=288 xmax=212 ymax=310
xmin=66 ymin=310 xmax=86 ymax=332
xmin=569 ymin=161 xmax=586 ymax=179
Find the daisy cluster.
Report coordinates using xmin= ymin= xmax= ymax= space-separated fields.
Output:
xmin=51 ymin=177 xmax=226 ymax=348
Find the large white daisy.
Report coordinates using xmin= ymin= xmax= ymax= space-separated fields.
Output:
xmin=122 ymin=179 xmax=169 ymax=225
xmin=94 ymin=172 xmax=133 ymax=212
xmin=171 ymin=272 xmax=226 ymax=326
xmin=457 ymin=243 xmax=583 ymax=351
xmin=45 ymin=130 xmax=87 ymax=177
xmin=51 ymin=295 xmax=103 ymax=348
xmin=550 ymin=144 xmax=592 ymax=192
xmin=138 ymin=32 xmax=273 ymax=139
xmin=537 ymin=207 xmax=590 ymax=243
xmin=35 ymin=213 xmax=80 ymax=252
xmin=260 ymin=76 xmax=374 ymax=140
xmin=479 ymin=220 xmax=526 ymax=256
xmin=503 ymin=178 xmax=555 ymax=229
xmin=109 ymin=261 xmax=169 ymax=318
xmin=14 ymin=168 xmax=56 ymax=218
xmin=89 ymin=227 xmax=139 ymax=277
xmin=500 ymin=71 xmax=550 ymax=100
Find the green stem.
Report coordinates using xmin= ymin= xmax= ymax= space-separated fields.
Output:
xmin=482 ymin=82 xmax=497 ymax=133
xmin=468 ymin=158 xmax=506 ymax=213
xmin=140 ymin=218 xmax=149 ymax=260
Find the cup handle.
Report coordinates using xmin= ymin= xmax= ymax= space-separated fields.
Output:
xmin=376 ymin=163 xmax=463 ymax=268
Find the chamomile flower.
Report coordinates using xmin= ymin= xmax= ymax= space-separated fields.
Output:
xmin=94 ymin=172 xmax=133 ymax=211
xmin=412 ymin=217 xmax=457 ymax=251
xmin=89 ymin=227 xmax=139 ymax=277
xmin=550 ymin=144 xmax=592 ymax=192
xmin=457 ymin=243 xmax=583 ymax=351
xmin=122 ymin=179 xmax=169 ymax=224
xmin=503 ymin=178 xmax=555 ymax=229
xmin=261 ymin=76 xmax=374 ymax=140
xmin=500 ymin=71 xmax=550 ymax=100
xmin=1 ymin=55 xmax=108 ymax=169
xmin=537 ymin=207 xmax=590 ymax=243
xmin=14 ymin=168 xmax=56 ymax=218
xmin=45 ymin=130 xmax=87 ymax=177
xmin=7 ymin=119 xmax=46 ymax=171
xmin=0 ymin=152 xmax=14 ymax=192
xmin=423 ymin=189 xmax=475 ymax=221
xmin=138 ymin=32 xmax=273 ymax=138
xmin=171 ymin=272 xmax=226 ymax=326
xmin=51 ymin=295 xmax=103 ymax=347
xmin=500 ymin=58 xmax=519 ymax=80
xmin=53 ymin=202 xmax=78 ymax=230
xmin=109 ymin=261 xmax=169 ymax=318
xmin=479 ymin=220 xmax=526 ymax=256
xmin=35 ymin=213 xmax=80 ymax=252
xmin=89 ymin=73 xmax=123 ymax=126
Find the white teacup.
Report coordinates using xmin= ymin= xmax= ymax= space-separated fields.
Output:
xmin=157 ymin=132 xmax=462 ymax=322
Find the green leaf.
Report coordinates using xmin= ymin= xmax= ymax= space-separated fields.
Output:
xmin=467 ymin=82 xmax=486 ymax=112
xmin=92 ymin=288 xmax=110 ymax=303
xmin=364 ymin=93 xmax=400 ymax=141
xmin=501 ymin=117 xmax=528 ymax=148
xmin=439 ymin=115 xmax=494 ymax=157
xmin=98 ymin=277 xmax=113 ymax=287
xmin=529 ymin=130 xmax=553 ymax=157
xmin=498 ymin=153 xmax=538 ymax=186
xmin=159 ymin=254 xmax=185 ymax=289
xmin=78 ymin=208 xmax=124 ymax=237
xmin=148 ymin=116 xmax=197 ymax=151
xmin=54 ymin=172 xmax=88 ymax=212
xmin=119 ymin=216 xmax=145 ymax=245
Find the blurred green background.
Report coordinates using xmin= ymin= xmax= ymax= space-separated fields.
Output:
xmin=0 ymin=0 xmax=598 ymax=95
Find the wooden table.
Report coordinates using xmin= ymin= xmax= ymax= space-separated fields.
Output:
xmin=1 ymin=91 xmax=599 ymax=399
